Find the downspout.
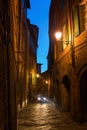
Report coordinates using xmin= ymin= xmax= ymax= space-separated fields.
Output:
xmin=17 ymin=0 xmax=21 ymax=108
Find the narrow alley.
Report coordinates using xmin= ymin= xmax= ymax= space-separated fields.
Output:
xmin=18 ymin=103 xmax=87 ymax=130
xmin=1 ymin=0 xmax=87 ymax=130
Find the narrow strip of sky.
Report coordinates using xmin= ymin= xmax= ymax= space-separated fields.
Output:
xmin=27 ymin=0 xmax=51 ymax=72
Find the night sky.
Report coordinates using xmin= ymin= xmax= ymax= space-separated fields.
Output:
xmin=27 ymin=0 xmax=51 ymax=72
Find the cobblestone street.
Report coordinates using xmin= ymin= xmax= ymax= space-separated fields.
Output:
xmin=17 ymin=103 xmax=87 ymax=130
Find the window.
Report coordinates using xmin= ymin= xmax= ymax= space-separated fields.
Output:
xmin=73 ymin=6 xmax=80 ymax=36
xmin=79 ymin=4 xmax=85 ymax=33
xmin=62 ymin=0 xmax=65 ymax=10
xmin=65 ymin=19 xmax=69 ymax=44
xmin=62 ymin=19 xmax=69 ymax=49
xmin=73 ymin=5 xmax=85 ymax=36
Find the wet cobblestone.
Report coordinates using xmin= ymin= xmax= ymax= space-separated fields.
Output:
xmin=17 ymin=103 xmax=87 ymax=130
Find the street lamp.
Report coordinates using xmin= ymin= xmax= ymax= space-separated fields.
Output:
xmin=55 ymin=31 xmax=75 ymax=68
xmin=55 ymin=31 xmax=71 ymax=45
xmin=55 ymin=32 xmax=62 ymax=40
xmin=54 ymin=31 xmax=71 ymax=60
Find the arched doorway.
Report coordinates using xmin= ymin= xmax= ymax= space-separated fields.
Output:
xmin=62 ymin=75 xmax=70 ymax=111
xmin=79 ymin=70 xmax=87 ymax=121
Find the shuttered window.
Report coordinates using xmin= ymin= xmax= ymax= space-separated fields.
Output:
xmin=79 ymin=4 xmax=85 ymax=33
xmin=66 ymin=19 xmax=69 ymax=45
xmin=62 ymin=0 xmax=65 ymax=10
xmin=62 ymin=19 xmax=69 ymax=49
xmin=73 ymin=5 xmax=85 ymax=36
xmin=73 ymin=6 xmax=80 ymax=36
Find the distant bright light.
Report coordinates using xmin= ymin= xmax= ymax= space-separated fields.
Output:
xmin=37 ymin=97 xmax=41 ymax=100
xmin=45 ymin=80 xmax=48 ymax=84
xmin=43 ymin=97 xmax=47 ymax=100
xmin=55 ymin=32 xmax=62 ymax=40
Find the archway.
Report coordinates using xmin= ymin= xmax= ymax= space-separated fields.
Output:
xmin=79 ymin=70 xmax=87 ymax=121
xmin=62 ymin=75 xmax=70 ymax=111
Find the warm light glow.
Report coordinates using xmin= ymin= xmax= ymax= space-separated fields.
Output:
xmin=45 ymin=80 xmax=48 ymax=84
xmin=36 ymin=74 xmax=40 ymax=78
xmin=55 ymin=32 xmax=62 ymax=40
xmin=26 ymin=99 xmax=28 ymax=104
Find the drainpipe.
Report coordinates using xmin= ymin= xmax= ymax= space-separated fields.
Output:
xmin=17 ymin=0 xmax=21 ymax=108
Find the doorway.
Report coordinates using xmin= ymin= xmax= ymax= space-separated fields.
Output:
xmin=62 ymin=75 xmax=70 ymax=111
xmin=80 ymin=70 xmax=87 ymax=121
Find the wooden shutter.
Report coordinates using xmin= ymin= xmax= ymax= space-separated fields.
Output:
xmin=79 ymin=4 xmax=85 ymax=33
xmin=73 ymin=6 xmax=80 ymax=36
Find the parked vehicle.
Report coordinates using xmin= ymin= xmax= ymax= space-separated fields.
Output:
xmin=37 ymin=95 xmax=49 ymax=103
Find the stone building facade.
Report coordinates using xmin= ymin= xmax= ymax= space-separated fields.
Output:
xmin=0 ymin=0 xmax=38 ymax=129
xmin=16 ymin=0 xmax=30 ymax=109
xmin=0 ymin=0 xmax=19 ymax=129
xmin=48 ymin=0 xmax=87 ymax=122
xmin=27 ymin=20 xmax=39 ymax=102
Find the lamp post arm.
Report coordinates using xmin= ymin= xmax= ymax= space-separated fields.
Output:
xmin=57 ymin=40 xmax=71 ymax=45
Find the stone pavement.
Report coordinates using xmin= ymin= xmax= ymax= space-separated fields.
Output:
xmin=17 ymin=103 xmax=87 ymax=130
